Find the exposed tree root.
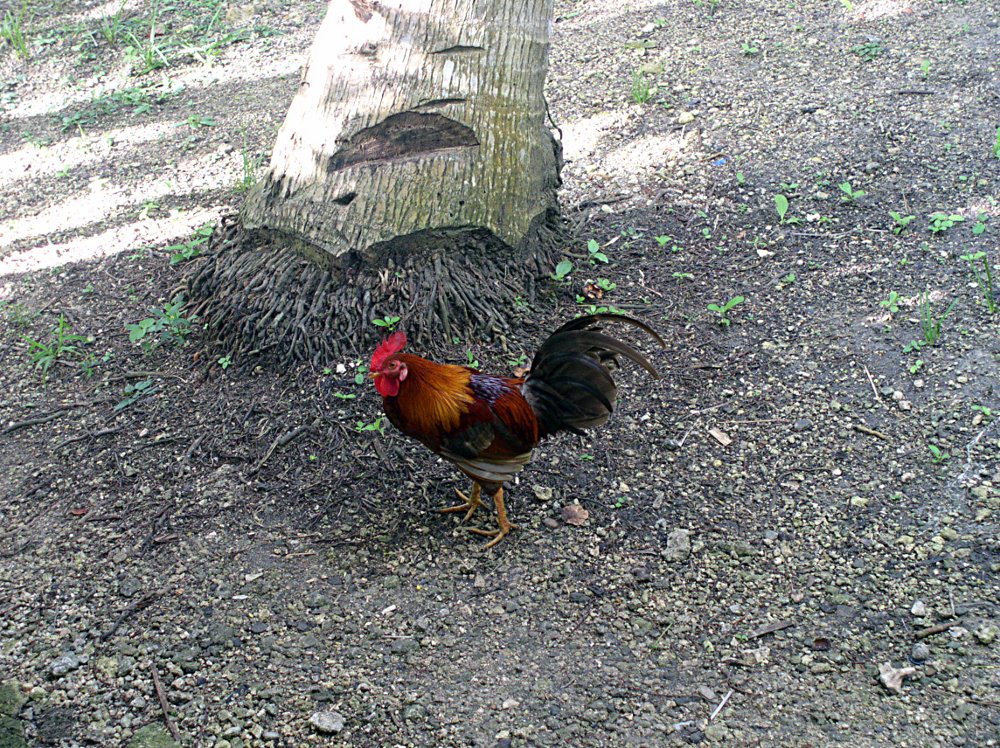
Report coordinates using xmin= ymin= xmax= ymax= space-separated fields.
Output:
xmin=184 ymin=212 xmax=562 ymax=367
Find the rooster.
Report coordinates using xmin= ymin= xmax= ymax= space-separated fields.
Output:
xmin=369 ymin=314 xmax=664 ymax=548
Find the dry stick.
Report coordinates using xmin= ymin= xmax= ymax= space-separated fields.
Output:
xmin=251 ymin=425 xmax=314 ymax=474
xmin=710 ymin=689 xmax=734 ymax=721
xmin=149 ymin=662 xmax=181 ymax=743
xmin=748 ymin=619 xmax=794 ymax=639
xmin=99 ymin=590 xmax=162 ymax=642
xmin=854 ymin=423 xmax=892 ymax=442
xmin=863 ymin=365 xmax=884 ymax=406
xmin=915 ymin=621 xmax=959 ymax=640
xmin=1 ymin=403 xmax=87 ymax=434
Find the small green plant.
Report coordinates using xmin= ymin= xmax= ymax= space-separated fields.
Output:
xmin=918 ymin=292 xmax=957 ymax=345
xmin=971 ymin=404 xmax=993 ymax=418
xmin=333 ymin=391 xmax=356 ymax=400
xmin=236 ymin=129 xmax=263 ymax=193
xmin=465 ymin=350 xmax=480 ymax=368
xmin=182 ymin=114 xmax=217 ymax=128
xmin=707 ymin=295 xmax=745 ymax=327
xmin=928 ymin=212 xmax=964 ymax=234
xmin=735 ymin=171 xmax=746 ymax=186
xmin=993 ymin=126 xmax=1000 ymax=159
xmin=782 ymin=273 xmax=797 ymax=285
xmin=551 ymin=259 xmax=574 ymax=281
xmin=594 ymin=278 xmax=617 ymax=292
xmin=655 ymin=235 xmax=682 ymax=252
xmin=971 ymin=216 xmax=987 ymax=236
xmin=672 ymin=272 xmax=694 ymax=281
xmin=126 ymin=296 xmax=196 ymax=351
xmin=23 ymin=316 xmax=90 ymax=381
xmin=355 ymin=416 xmax=385 ymax=435
xmin=372 ymin=314 xmax=401 ymax=331
xmin=908 ymin=359 xmax=924 ymax=375
xmin=98 ymin=1 xmax=127 ymax=45
xmin=960 ymin=252 xmax=996 ymax=313
xmin=587 ymin=239 xmax=609 ymax=265
xmin=839 ymin=181 xmax=866 ymax=202
xmin=774 ymin=194 xmax=790 ymax=224
xmin=508 ymin=353 xmax=528 ymax=369
xmin=167 ymin=223 xmax=213 ymax=264
xmin=851 ymin=41 xmax=884 ymax=62
xmin=919 ymin=59 xmax=931 ymax=79
xmin=218 ymin=355 xmax=232 ymax=369
xmin=579 ymin=453 xmax=595 ymax=461
xmin=889 ymin=211 xmax=915 ymax=235
xmin=880 ymin=291 xmax=901 ymax=313
xmin=1 ymin=1 xmax=30 ymax=60
xmin=114 ymin=379 xmax=158 ymax=412
xmin=354 ymin=362 xmax=369 ymax=385
xmin=902 ymin=340 xmax=925 ymax=354
xmin=927 ymin=444 xmax=950 ymax=464
xmin=630 ymin=70 xmax=652 ymax=104
xmin=740 ymin=40 xmax=759 ymax=56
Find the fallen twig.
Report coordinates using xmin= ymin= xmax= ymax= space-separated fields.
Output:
xmin=915 ymin=621 xmax=959 ymax=640
xmin=251 ymin=424 xmax=314 ymax=474
xmin=853 ymin=423 xmax=892 ymax=442
xmin=863 ymin=365 xmax=883 ymax=406
xmin=1 ymin=403 xmax=88 ymax=435
xmin=748 ymin=619 xmax=794 ymax=639
xmin=149 ymin=662 xmax=181 ymax=743
xmin=99 ymin=590 xmax=162 ymax=642
xmin=710 ymin=689 xmax=733 ymax=721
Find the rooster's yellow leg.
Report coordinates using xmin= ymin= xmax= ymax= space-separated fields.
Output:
xmin=468 ymin=487 xmax=518 ymax=549
xmin=435 ymin=483 xmax=483 ymax=523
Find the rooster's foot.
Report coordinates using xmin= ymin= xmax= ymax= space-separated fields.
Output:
xmin=435 ymin=484 xmax=483 ymax=523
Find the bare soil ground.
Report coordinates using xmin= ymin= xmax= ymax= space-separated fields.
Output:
xmin=1 ymin=0 xmax=999 ymax=746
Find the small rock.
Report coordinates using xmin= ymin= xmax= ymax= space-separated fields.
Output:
xmin=662 ymin=529 xmax=691 ymax=562
xmin=974 ymin=625 xmax=997 ymax=645
xmin=542 ymin=517 xmax=560 ymax=530
xmin=911 ymin=600 xmax=927 ymax=617
xmin=50 ymin=652 xmax=81 ymax=678
xmin=532 ymin=485 xmax=553 ymax=502
xmin=309 ymin=710 xmax=345 ymax=734
xmin=403 ymin=704 xmax=427 ymax=721
xmin=792 ymin=418 xmax=812 ymax=432
xmin=126 ymin=723 xmax=179 ymax=748
xmin=390 ymin=637 xmax=419 ymax=655
xmin=677 ymin=111 xmax=695 ymax=124
xmin=911 ymin=642 xmax=930 ymax=662
xmin=878 ymin=662 xmax=916 ymax=694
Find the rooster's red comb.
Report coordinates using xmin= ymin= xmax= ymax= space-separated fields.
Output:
xmin=371 ymin=331 xmax=407 ymax=370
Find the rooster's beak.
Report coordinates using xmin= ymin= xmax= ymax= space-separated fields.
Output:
xmin=367 ymin=370 xmax=377 ymax=380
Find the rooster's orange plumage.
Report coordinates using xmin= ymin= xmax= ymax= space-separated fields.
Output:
xmin=369 ymin=315 xmax=663 ymax=548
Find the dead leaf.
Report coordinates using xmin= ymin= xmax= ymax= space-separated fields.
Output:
xmin=708 ymin=427 xmax=732 ymax=446
xmin=561 ymin=504 xmax=590 ymax=527
xmin=513 ymin=366 xmax=530 ymax=378
xmin=878 ymin=661 xmax=916 ymax=694
xmin=69 ymin=507 xmax=89 ymax=517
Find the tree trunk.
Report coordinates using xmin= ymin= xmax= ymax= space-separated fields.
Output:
xmin=187 ymin=0 xmax=562 ymax=365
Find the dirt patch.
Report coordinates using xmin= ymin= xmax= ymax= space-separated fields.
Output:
xmin=1 ymin=0 xmax=998 ymax=746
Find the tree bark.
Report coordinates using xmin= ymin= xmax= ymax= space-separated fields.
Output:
xmin=187 ymin=0 xmax=563 ymax=365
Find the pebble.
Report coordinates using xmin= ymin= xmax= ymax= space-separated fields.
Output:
xmin=911 ymin=642 xmax=930 ymax=661
xmin=532 ymin=485 xmax=553 ymax=502
xmin=309 ymin=710 xmax=345 ymax=734
xmin=390 ymin=637 xmax=419 ymax=654
xmin=974 ymin=625 xmax=997 ymax=645
xmin=50 ymin=652 xmax=81 ymax=678
xmin=911 ymin=600 xmax=927 ymax=617
xmin=677 ymin=111 xmax=695 ymax=124
xmin=662 ymin=529 xmax=691 ymax=562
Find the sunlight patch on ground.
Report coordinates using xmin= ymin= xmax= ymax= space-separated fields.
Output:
xmin=601 ymin=131 xmax=693 ymax=176
xmin=850 ymin=0 xmax=914 ymax=21
xmin=1 ymin=144 xmax=239 ymax=257
xmin=0 ymin=206 xmax=220 ymax=281
xmin=560 ymin=111 xmax=627 ymax=161
xmin=0 ymin=121 xmax=176 ymax=190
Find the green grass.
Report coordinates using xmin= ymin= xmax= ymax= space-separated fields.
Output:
xmin=0 ymin=1 xmax=30 ymax=59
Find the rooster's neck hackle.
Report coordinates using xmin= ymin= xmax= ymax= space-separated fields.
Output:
xmin=393 ymin=354 xmax=474 ymax=433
